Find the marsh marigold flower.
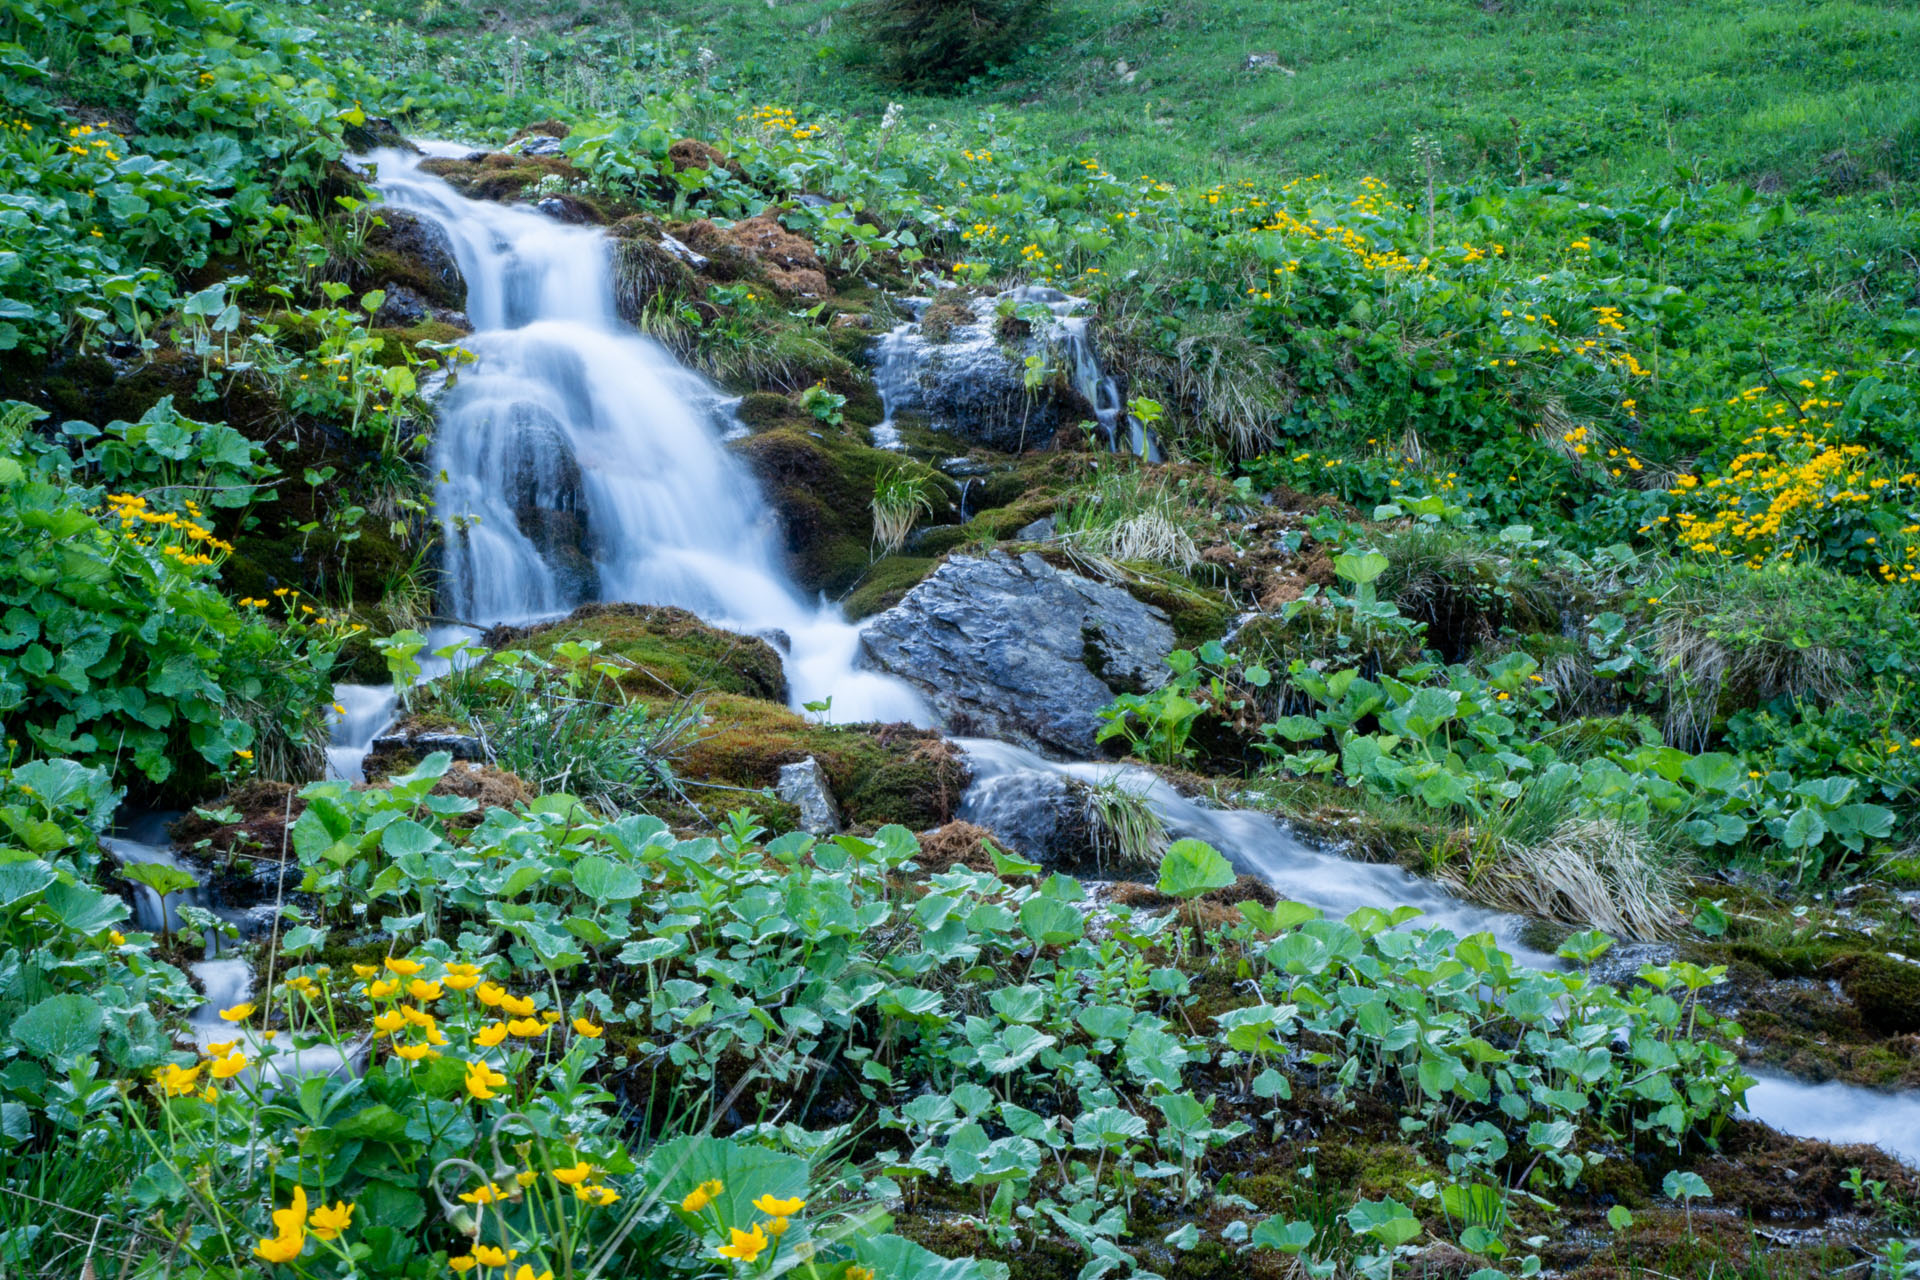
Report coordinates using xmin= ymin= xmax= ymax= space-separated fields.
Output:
xmin=716 ymin=1225 xmax=769 ymax=1263
xmin=254 ymin=1186 xmax=307 ymax=1264
xmin=308 ymin=1200 xmax=354 ymax=1240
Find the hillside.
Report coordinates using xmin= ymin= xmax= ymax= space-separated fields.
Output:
xmin=0 ymin=1 xmax=1916 ymax=1277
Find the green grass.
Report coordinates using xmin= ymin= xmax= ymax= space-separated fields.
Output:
xmin=610 ymin=0 xmax=1920 ymax=189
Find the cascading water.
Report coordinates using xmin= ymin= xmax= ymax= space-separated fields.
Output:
xmin=369 ymin=147 xmax=923 ymax=725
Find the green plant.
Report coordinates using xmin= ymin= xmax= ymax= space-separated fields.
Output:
xmin=871 ymin=463 xmax=936 ymax=556
xmin=851 ymin=0 xmax=1052 ymax=89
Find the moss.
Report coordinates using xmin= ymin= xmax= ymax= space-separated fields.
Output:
xmin=735 ymin=392 xmax=798 ymax=431
xmin=680 ymin=696 xmax=968 ymax=830
xmin=1121 ymin=575 xmax=1234 ymax=648
xmin=840 ymin=554 xmax=940 ymax=619
xmin=1836 ymin=951 xmax=1920 ymax=1034
xmin=730 ymin=425 xmax=955 ymax=596
xmin=484 ymin=603 xmax=789 ymax=703
xmin=369 ymin=321 xmax=469 ymax=366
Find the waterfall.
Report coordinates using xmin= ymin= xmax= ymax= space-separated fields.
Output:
xmin=369 ymin=148 xmax=925 ymax=725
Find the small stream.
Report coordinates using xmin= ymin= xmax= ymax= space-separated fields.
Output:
xmin=956 ymin=738 xmax=1556 ymax=966
xmin=87 ymin=143 xmax=1919 ymax=1159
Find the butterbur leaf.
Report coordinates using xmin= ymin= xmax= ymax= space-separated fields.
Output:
xmin=1156 ymin=838 xmax=1235 ymax=900
xmin=12 ymin=994 xmax=104 ymax=1068
xmin=1250 ymin=1217 xmax=1315 ymax=1253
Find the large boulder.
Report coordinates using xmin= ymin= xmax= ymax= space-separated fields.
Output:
xmin=858 ymin=550 xmax=1176 ymax=756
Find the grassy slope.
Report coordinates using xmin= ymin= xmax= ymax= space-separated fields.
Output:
xmin=620 ymin=0 xmax=1920 ymax=188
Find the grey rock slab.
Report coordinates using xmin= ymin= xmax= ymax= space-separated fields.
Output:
xmin=858 ymin=550 xmax=1175 ymax=756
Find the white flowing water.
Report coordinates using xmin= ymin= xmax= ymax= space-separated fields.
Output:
xmin=957 ymin=738 xmax=1554 ymax=966
xmin=1740 ymin=1073 xmax=1920 ymax=1165
xmin=369 ymin=148 xmax=924 ymax=725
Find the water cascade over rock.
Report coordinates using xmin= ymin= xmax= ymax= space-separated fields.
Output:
xmin=871 ymin=285 xmax=1156 ymax=456
xmin=369 ymin=146 xmax=924 ymax=724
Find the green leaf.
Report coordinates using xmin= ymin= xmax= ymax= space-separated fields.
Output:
xmin=1156 ymin=837 xmax=1235 ymax=900
xmin=1017 ymin=896 xmax=1084 ymax=947
xmin=572 ymin=854 xmax=646 ymax=902
xmin=12 ymin=994 xmax=104 ymax=1067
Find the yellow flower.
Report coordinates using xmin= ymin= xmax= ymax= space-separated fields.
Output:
xmin=464 ymin=1059 xmax=508 ymax=1101
xmin=506 ymin=1017 xmax=546 ymax=1038
xmin=203 ymin=1040 xmax=237 ymax=1056
xmin=459 ymin=1182 xmax=509 ymax=1205
xmin=407 ymin=980 xmax=444 ymax=1002
xmin=384 ymin=956 xmax=424 ymax=976
xmin=681 ymin=1178 xmax=725 ymax=1212
xmin=472 ymin=1244 xmax=518 ymax=1266
xmin=219 ymin=1002 xmax=256 ymax=1023
xmin=476 ymin=1021 xmax=509 ymax=1047
xmin=209 ymin=1050 xmax=249 ymax=1080
xmin=753 ymin=1194 xmax=805 ymax=1217
xmin=716 ymin=1224 xmax=769 ymax=1263
xmin=443 ymin=963 xmax=482 ymax=991
xmin=767 ymin=1216 xmax=790 ymax=1236
xmin=352 ymin=963 xmax=378 ymax=979
xmin=253 ymin=1186 xmax=307 ymax=1264
xmin=500 ymin=993 xmax=536 ymax=1018
xmin=366 ymin=979 xmax=399 ymax=999
xmin=448 ymin=1256 xmax=477 ymax=1274
xmin=515 ymin=1170 xmax=538 ymax=1187
xmin=571 ymin=1017 xmax=603 ymax=1038
xmin=109 ymin=930 xmax=126 ymax=945
xmin=476 ymin=982 xmax=509 ymax=1007
xmin=400 ymin=1004 xmax=436 ymax=1028
xmin=393 ymin=1041 xmax=438 ymax=1062
xmin=551 ymin=1162 xmax=594 ymax=1186
xmin=153 ymin=1062 xmax=203 ymax=1096
xmin=308 ymin=1200 xmax=354 ymax=1241
xmin=509 ymin=1266 xmax=553 ymax=1280
xmin=849 ymin=1269 xmax=875 ymax=1280
xmin=372 ymin=1010 xmax=406 ymax=1035
xmin=575 ymin=1184 xmax=620 ymax=1207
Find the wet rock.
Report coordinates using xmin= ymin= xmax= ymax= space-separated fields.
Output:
xmin=368 ymin=728 xmax=487 ymax=762
xmin=508 ymin=134 xmax=566 ymax=158
xmin=1015 ymin=516 xmax=1056 ymax=541
xmin=535 ymin=195 xmax=599 ymax=225
xmin=371 ymin=283 xmax=431 ymax=328
xmin=344 ymin=116 xmax=417 ymax=153
xmin=858 ymin=550 xmax=1176 ymax=756
xmin=777 ymin=757 xmax=844 ymax=835
xmin=957 ymin=767 xmax=1096 ymax=869
xmin=362 ymin=208 xmax=467 ymax=311
xmin=868 ymin=286 xmax=1112 ymax=453
xmin=496 ymin=401 xmax=600 ymax=604
xmin=609 ymin=216 xmax=699 ymax=326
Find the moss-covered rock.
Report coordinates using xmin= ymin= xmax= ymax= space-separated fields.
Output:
xmin=483 ymin=602 xmax=789 ymax=703
xmin=1837 ymin=952 xmax=1920 ymax=1034
xmin=841 ymin=554 xmax=942 ymax=620
xmin=682 ymin=697 xmax=969 ymax=831
xmin=358 ymin=208 xmax=467 ymax=311
xmin=731 ymin=425 xmax=958 ymax=596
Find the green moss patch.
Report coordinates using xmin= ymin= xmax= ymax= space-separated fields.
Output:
xmin=483 ymin=602 xmax=788 ymax=703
